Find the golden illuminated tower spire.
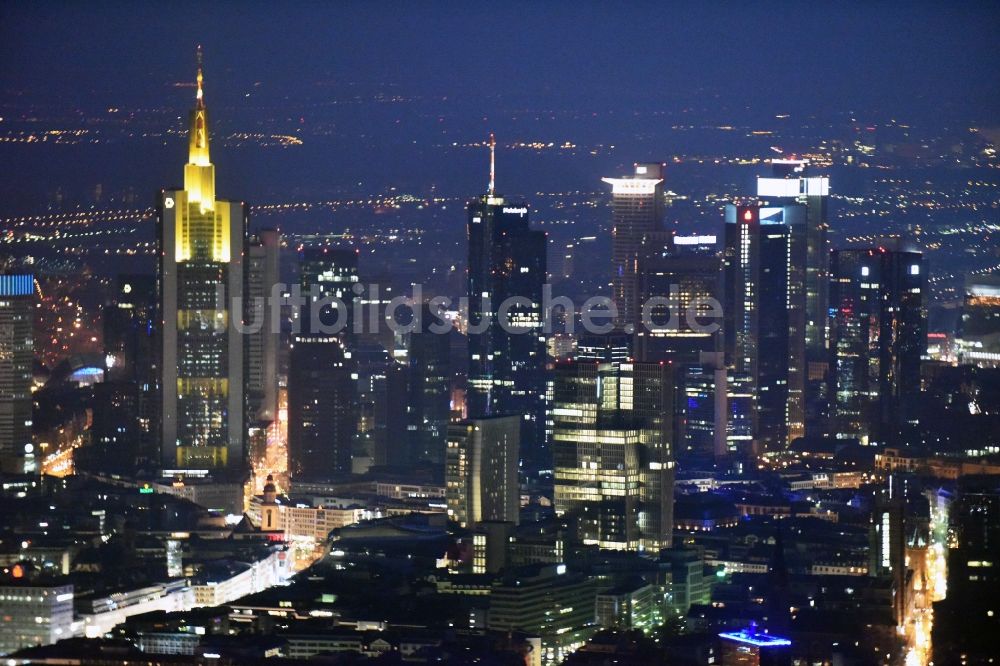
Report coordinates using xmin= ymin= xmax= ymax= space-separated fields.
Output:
xmin=488 ymin=132 xmax=496 ymax=196
xmin=196 ymin=44 xmax=205 ymax=109
xmin=185 ymin=45 xmax=215 ymax=210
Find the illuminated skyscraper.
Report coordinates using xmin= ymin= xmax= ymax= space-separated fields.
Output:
xmin=298 ymin=246 xmax=359 ymax=337
xmin=723 ymin=203 xmax=806 ymax=453
xmin=552 ymin=361 xmax=675 ymax=552
xmin=870 ymin=483 xmax=907 ymax=626
xmin=603 ymin=163 xmax=665 ymax=328
xmin=446 ymin=415 xmax=520 ymax=528
xmin=576 ymin=331 xmax=631 ymax=364
xmin=94 ymin=274 xmax=157 ymax=473
xmin=104 ymin=274 xmax=157 ymax=386
xmin=757 ymin=159 xmax=831 ymax=435
xmin=828 ymin=246 xmax=925 ymax=445
xmin=756 ymin=159 xmax=830 ymax=353
xmin=0 ymin=274 xmax=34 ymax=473
xmin=245 ymin=230 xmax=280 ymax=475
xmin=288 ymin=336 xmax=358 ymax=479
xmin=288 ymin=244 xmax=363 ymax=479
xmin=158 ymin=50 xmax=246 ymax=472
xmin=407 ymin=304 xmax=452 ymax=465
xmin=246 ymin=229 xmax=280 ymax=424
xmin=677 ymin=352 xmax=730 ymax=462
xmin=634 ymin=237 xmax=722 ymax=362
xmin=467 ymin=135 xmax=547 ymax=473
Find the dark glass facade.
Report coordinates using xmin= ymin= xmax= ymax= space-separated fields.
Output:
xmin=467 ymin=196 xmax=547 ymax=473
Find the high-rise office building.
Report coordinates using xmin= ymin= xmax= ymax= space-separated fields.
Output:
xmin=446 ymin=415 xmax=520 ymax=528
xmin=828 ymin=246 xmax=926 ymax=445
xmin=869 ymin=483 xmax=907 ymax=626
xmin=603 ymin=163 xmax=666 ymax=328
xmin=488 ymin=564 xmax=598 ymax=665
xmin=78 ymin=274 xmax=159 ymax=475
xmin=677 ymin=352 xmax=729 ymax=462
xmin=104 ymin=274 xmax=157 ymax=385
xmin=350 ymin=343 xmax=403 ymax=468
xmin=551 ymin=361 xmax=675 ymax=552
xmin=932 ymin=479 xmax=1000 ymax=663
xmin=576 ymin=331 xmax=632 ymax=364
xmin=288 ymin=244 xmax=363 ymax=478
xmin=674 ymin=364 xmax=755 ymax=467
xmin=407 ymin=305 xmax=452 ymax=465
xmin=467 ymin=135 xmax=547 ymax=472
xmin=158 ymin=51 xmax=246 ymax=472
xmin=245 ymin=231 xmax=280 ymax=474
xmin=0 ymin=274 xmax=34 ymax=474
xmin=725 ymin=371 xmax=755 ymax=462
xmin=756 ymin=159 xmax=830 ymax=354
xmin=287 ymin=336 xmax=358 ymax=479
xmin=723 ymin=203 xmax=806 ymax=453
xmin=757 ymin=159 xmax=831 ymax=436
xmin=371 ymin=356 xmax=409 ymax=468
xmin=298 ymin=246 xmax=359 ymax=337
xmin=82 ymin=381 xmax=142 ymax=474
xmin=634 ymin=238 xmax=722 ymax=362
xmin=955 ymin=273 xmax=1000 ymax=368
xmin=246 ymin=229 xmax=280 ymax=424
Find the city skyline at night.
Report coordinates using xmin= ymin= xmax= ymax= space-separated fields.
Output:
xmin=0 ymin=3 xmax=998 ymax=665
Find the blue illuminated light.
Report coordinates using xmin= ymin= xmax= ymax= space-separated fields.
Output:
xmin=719 ymin=629 xmax=792 ymax=648
xmin=72 ymin=367 xmax=104 ymax=376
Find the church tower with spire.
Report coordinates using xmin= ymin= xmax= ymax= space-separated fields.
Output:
xmin=260 ymin=474 xmax=280 ymax=532
xmin=158 ymin=47 xmax=246 ymax=473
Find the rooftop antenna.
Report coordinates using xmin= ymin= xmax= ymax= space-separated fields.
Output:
xmin=488 ymin=132 xmax=496 ymax=196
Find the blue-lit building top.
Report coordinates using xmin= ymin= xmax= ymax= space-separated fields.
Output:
xmin=719 ymin=628 xmax=791 ymax=647
xmin=0 ymin=274 xmax=34 ymax=297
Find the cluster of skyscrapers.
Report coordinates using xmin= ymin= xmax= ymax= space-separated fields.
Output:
xmin=0 ymin=57 xmax=929 ymax=558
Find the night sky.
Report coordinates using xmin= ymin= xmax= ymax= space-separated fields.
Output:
xmin=0 ymin=2 xmax=997 ymax=215
xmin=3 ymin=1 xmax=997 ymax=117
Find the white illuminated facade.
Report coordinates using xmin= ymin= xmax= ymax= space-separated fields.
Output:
xmin=673 ymin=235 xmax=717 ymax=246
xmin=79 ymin=581 xmax=191 ymax=638
xmin=603 ymin=163 xmax=666 ymax=327
xmin=0 ymin=583 xmax=75 ymax=655
xmin=247 ymin=493 xmax=366 ymax=541
xmin=757 ymin=175 xmax=830 ymax=198
xmin=191 ymin=548 xmax=286 ymax=608
xmin=600 ymin=177 xmax=663 ymax=195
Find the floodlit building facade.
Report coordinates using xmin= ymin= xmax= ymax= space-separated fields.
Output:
xmin=159 ymin=52 xmax=246 ymax=471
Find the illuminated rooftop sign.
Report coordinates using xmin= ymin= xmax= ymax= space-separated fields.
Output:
xmin=759 ymin=207 xmax=786 ymax=224
xmin=674 ymin=235 xmax=717 ymax=246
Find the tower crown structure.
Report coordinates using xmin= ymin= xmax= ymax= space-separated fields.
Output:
xmin=185 ymin=46 xmax=216 ymax=213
